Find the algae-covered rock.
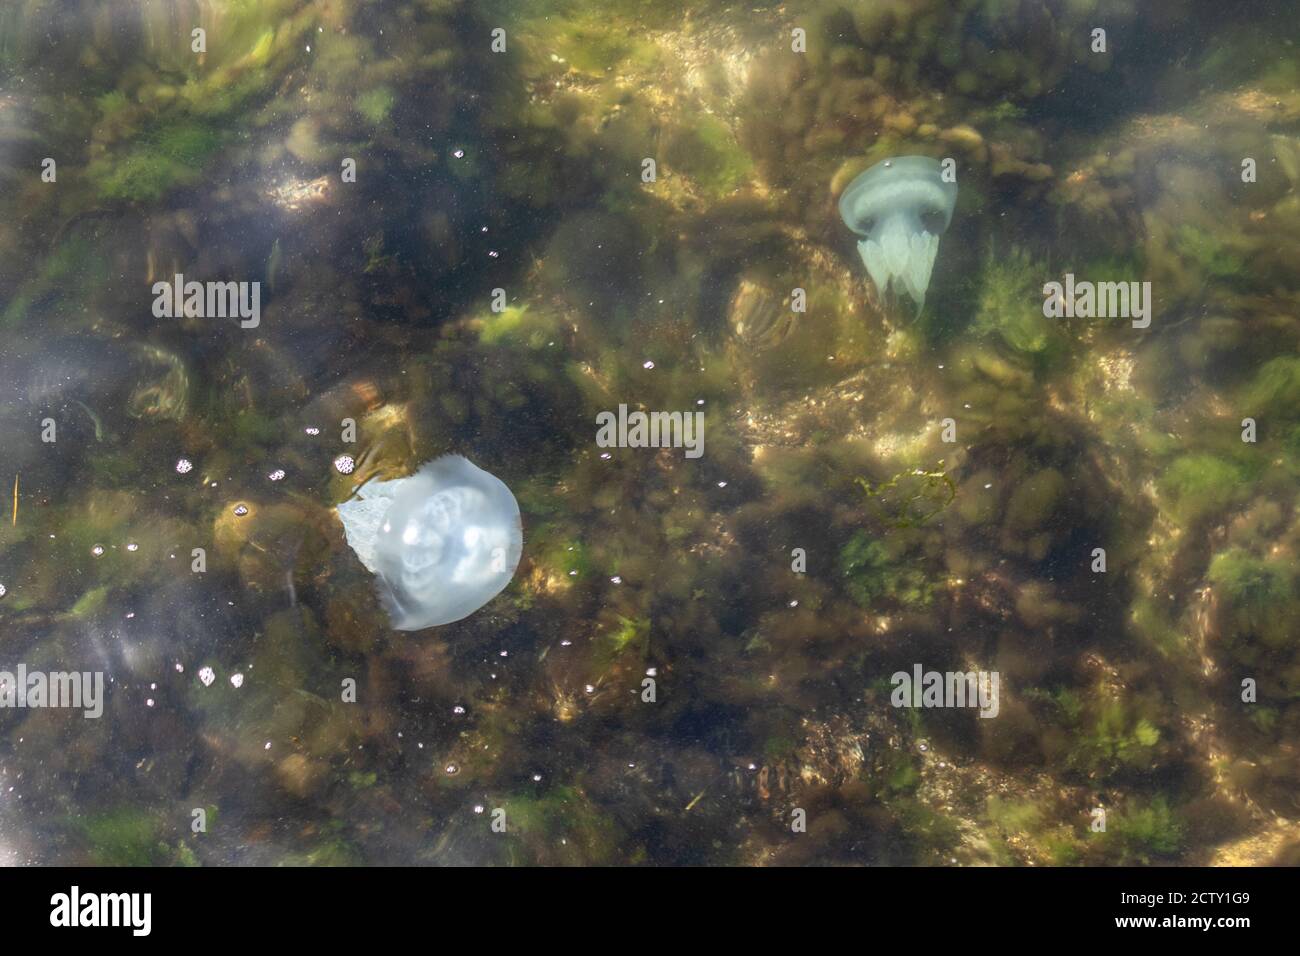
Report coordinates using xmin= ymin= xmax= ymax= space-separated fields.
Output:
xmin=1004 ymin=469 xmax=1067 ymax=533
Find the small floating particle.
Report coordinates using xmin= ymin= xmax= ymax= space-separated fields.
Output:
xmin=268 ymin=469 xmax=285 ymax=482
xmin=230 ymin=673 xmax=245 ymax=688
xmin=126 ymin=542 xmax=139 ymax=552
xmin=452 ymin=148 xmax=465 ymax=159
xmin=610 ymin=575 xmax=622 ymax=584
xmin=90 ymin=545 xmax=104 ymax=557
xmin=232 ymin=504 xmax=249 ymax=517
xmin=198 ymin=666 xmax=215 ymax=687
xmin=175 ymin=458 xmax=193 ymax=474
xmin=304 ymin=426 xmax=320 ymax=436
xmin=453 ymin=705 xmax=466 ymax=715
xmin=146 ymin=698 xmax=155 ymax=708
xmin=444 ymin=763 xmax=459 ymax=775
xmin=0 ymin=584 xmax=7 ymax=599
xmin=334 ymin=454 xmax=355 ymax=474
xmin=643 ymin=360 xmax=655 ymax=369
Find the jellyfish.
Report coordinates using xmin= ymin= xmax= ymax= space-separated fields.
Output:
xmin=336 ymin=455 xmax=523 ymax=629
xmin=837 ymin=156 xmax=958 ymax=313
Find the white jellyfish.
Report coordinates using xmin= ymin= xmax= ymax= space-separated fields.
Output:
xmin=837 ymin=155 xmax=958 ymax=313
xmin=336 ymin=455 xmax=523 ymax=629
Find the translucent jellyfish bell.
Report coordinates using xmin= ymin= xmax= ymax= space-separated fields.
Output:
xmin=336 ymin=455 xmax=523 ymax=629
xmin=838 ymin=156 xmax=958 ymax=313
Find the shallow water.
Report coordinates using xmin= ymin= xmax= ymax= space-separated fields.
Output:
xmin=0 ymin=0 xmax=1298 ymax=866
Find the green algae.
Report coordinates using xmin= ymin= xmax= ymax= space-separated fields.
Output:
xmin=837 ymin=531 xmax=935 ymax=609
xmin=1157 ymin=454 xmax=1249 ymax=525
xmin=970 ymin=246 xmax=1062 ymax=359
xmin=357 ymin=86 xmax=398 ymax=125
xmin=86 ymin=122 xmax=224 ymax=202
xmin=1243 ymin=356 xmax=1300 ymax=418
xmin=503 ymin=786 xmax=621 ymax=865
xmin=1102 ymin=797 xmax=1186 ymax=864
xmin=1208 ymin=548 xmax=1297 ymax=647
xmin=662 ymin=115 xmax=754 ymax=198
xmin=855 ymin=464 xmax=956 ymax=529
xmin=0 ymin=0 xmax=1295 ymax=871
xmin=1068 ymin=699 xmax=1163 ymax=777
xmin=73 ymin=808 xmax=165 ymax=867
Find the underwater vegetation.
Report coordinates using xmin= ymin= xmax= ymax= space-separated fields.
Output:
xmin=0 ymin=0 xmax=1298 ymax=869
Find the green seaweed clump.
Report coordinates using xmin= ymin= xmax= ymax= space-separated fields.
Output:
xmin=1172 ymin=225 xmax=1245 ymax=282
xmin=971 ymin=246 xmax=1061 ymax=357
xmin=86 ymin=122 xmax=224 ymax=202
xmin=837 ymin=531 xmax=934 ymax=609
xmin=662 ymin=116 xmax=754 ymax=198
xmin=1243 ymin=356 xmax=1300 ymax=419
xmin=504 ymin=786 xmax=621 ymax=865
xmin=356 ymin=86 xmax=397 ymax=125
xmin=1068 ymin=699 xmax=1162 ymax=777
xmin=1101 ymin=797 xmax=1186 ymax=864
xmin=855 ymin=464 xmax=955 ymax=529
xmin=73 ymin=808 xmax=165 ymax=866
xmin=1157 ymin=454 xmax=1246 ymax=524
xmin=1207 ymin=548 xmax=1297 ymax=648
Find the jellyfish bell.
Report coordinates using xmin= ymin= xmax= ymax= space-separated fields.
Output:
xmin=336 ymin=455 xmax=523 ymax=629
xmin=837 ymin=155 xmax=958 ymax=313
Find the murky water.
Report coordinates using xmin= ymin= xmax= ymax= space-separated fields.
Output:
xmin=0 ymin=0 xmax=1298 ymax=866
